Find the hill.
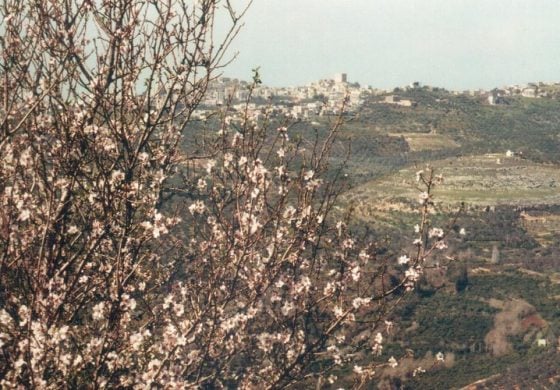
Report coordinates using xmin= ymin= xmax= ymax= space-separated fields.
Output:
xmin=332 ymin=88 xmax=560 ymax=186
xmin=332 ymin=88 xmax=560 ymax=388
xmin=347 ymin=154 xmax=560 ymax=212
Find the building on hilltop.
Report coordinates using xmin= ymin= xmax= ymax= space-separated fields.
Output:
xmin=384 ymin=95 xmax=416 ymax=107
xmin=487 ymin=90 xmax=508 ymax=105
xmin=334 ymin=73 xmax=347 ymax=83
xmin=521 ymin=86 xmax=538 ymax=98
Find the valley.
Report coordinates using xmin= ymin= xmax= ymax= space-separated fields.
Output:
xmin=330 ymin=87 xmax=560 ymax=388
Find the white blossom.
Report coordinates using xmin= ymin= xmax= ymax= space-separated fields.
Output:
xmin=323 ymin=282 xmax=336 ymax=296
xmin=405 ymin=267 xmax=421 ymax=282
xmin=352 ymin=297 xmax=371 ymax=309
xmin=110 ymin=170 xmax=125 ymax=185
xmin=130 ymin=332 xmax=144 ymax=350
xmin=398 ymin=255 xmax=410 ymax=265
xmin=92 ymin=302 xmax=106 ymax=321
xmin=197 ymin=178 xmax=207 ymax=191
xmin=223 ymin=153 xmax=233 ymax=167
xmin=68 ymin=225 xmax=79 ymax=234
xmin=18 ymin=209 xmax=30 ymax=222
xmin=281 ymin=302 xmax=294 ymax=316
xmin=206 ymin=159 xmax=216 ymax=174
xmin=429 ymin=227 xmax=444 ymax=239
xmin=350 ymin=265 xmax=361 ymax=281
xmin=188 ymin=200 xmax=206 ymax=215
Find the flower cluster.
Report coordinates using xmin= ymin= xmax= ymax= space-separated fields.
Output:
xmin=0 ymin=2 xmax=452 ymax=388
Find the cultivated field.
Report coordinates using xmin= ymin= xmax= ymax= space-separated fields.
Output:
xmin=520 ymin=211 xmax=560 ymax=246
xmin=389 ymin=132 xmax=460 ymax=151
xmin=348 ymin=154 xmax=560 ymax=211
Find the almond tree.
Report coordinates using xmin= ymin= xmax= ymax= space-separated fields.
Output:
xmin=166 ymin=98 xmax=450 ymax=388
xmin=0 ymin=1 xmax=449 ymax=387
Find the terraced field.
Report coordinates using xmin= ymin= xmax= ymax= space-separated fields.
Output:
xmin=389 ymin=132 xmax=460 ymax=151
xmin=346 ymin=154 xmax=560 ymax=222
xmin=341 ymin=90 xmax=560 ymax=389
xmin=520 ymin=211 xmax=560 ymax=246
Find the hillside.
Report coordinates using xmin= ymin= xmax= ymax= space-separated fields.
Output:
xmin=348 ymin=154 xmax=560 ymax=210
xmin=182 ymin=88 xmax=560 ymax=388
xmin=335 ymin=88 xmax=560 ymax=388
xmin=335 ymin=88 xmax=560 ymax=185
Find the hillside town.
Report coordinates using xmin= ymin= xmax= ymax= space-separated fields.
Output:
xmin=192 ymin=74 xmax=560 ymax=120
xmin=193 ymin=73 xmax=372 ymax=121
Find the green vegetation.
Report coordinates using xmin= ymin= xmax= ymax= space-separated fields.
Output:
xmin=348 ymin=154 xmax=560 ymax=211
xmin=336 ymin=89 xmax=560 ymax=388
xmin=361 ymin=89 xmax=560 ymax=164
xmin=387 ymin=271 xmax=560 ymax=389
xmin=389 ymin=132 xmax=460 ymax=151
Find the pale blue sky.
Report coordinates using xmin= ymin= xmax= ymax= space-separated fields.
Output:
xmin=221 ymin=0 xmax=560 ymax=89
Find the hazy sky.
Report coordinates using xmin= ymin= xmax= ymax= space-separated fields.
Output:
xmin=221 ymin=0 xmax=560 ymax=89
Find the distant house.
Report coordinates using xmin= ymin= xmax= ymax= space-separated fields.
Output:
xmin=384 ymin=95 xmax=399 ymax=104
xmin=522 ymin=87 xmax=538 ymax=98
xmin=235 ymin=90 xmax=249 ymax=101
xmin=384 ymin=95 xmax=416 ymax=107
xmin=487 ymin=90 xmax=507 ymax=105
xmin=333 ymin=73 xmax=347 ymax=83
xmin=398 ymin=99 xmax=415 ymax=107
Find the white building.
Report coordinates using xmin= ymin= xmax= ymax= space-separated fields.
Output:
xmin=334 ymin=73 xmax=347 ymax=83
xmin=522 ymin=87 xmax=538 ymax=98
